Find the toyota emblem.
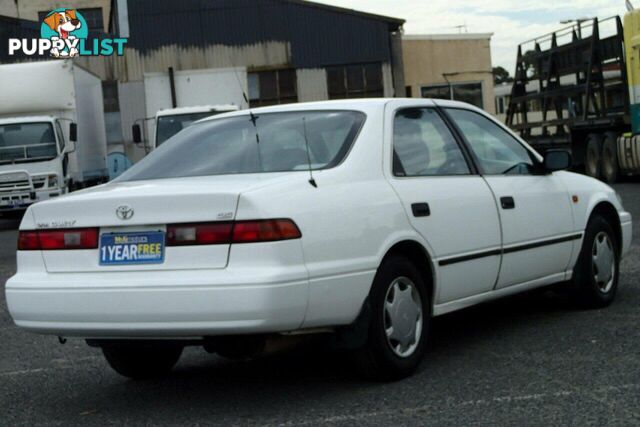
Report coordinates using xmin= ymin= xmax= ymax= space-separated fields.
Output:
xmin=116 ymin=205 xmax=134 ymax=220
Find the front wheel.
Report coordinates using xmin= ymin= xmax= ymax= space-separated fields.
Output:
xmin=101 ymin=341 xmax=183 ymax=379
xmin=353 ymin=255 xmax=430 ymax=381
xmin=570 ymin=215 xmax=619 ymax=308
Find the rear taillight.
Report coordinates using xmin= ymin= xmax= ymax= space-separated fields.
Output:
xmin=232 ymin=219 xmax=301 ymax=243
xmin=18 ymin=228 xmax=99 ymax=251
xmin=166 ymin=222 xmax=233 ymax=246
xmin=166 ymin=219 xmax=301 ymax=246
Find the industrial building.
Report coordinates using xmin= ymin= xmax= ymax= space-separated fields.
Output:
xmin=402 ymin=33 xmax=495 ymax=114
xmin=0 ymin=0 xmax=499 ymax=166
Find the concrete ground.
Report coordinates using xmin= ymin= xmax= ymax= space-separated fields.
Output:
xmin=0 ymin=183 xmax=638 ymax=426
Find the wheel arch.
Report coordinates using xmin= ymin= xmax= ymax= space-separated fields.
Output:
xmin=381 ymin=240 xmax=436 ymax=304
xmin=588 ymin=201 xmax=622 ymax=254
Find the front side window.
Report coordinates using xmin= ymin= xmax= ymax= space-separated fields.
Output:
xmin=118 ymin=111 xmax=365 ymax=182
xmin=0 ymin=122 xmax=58 ymax=164
xmin=446 ymin=108 xmax=536 ymax=175
xmin=393 ymin=108 xmax=470 ymax=177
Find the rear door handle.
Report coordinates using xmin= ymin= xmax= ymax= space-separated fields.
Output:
xmin=411 ymin=203 xmax=431 ymax=217
xmin=500 ymin=196 xmax=515 ymax=210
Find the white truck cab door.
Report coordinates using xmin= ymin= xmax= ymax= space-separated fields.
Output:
xmin=442 ymin=107 xmax=576 ymax=288
xmin=384 ymin=100 xmax=502 ymax=304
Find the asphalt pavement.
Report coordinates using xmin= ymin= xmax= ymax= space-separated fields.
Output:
xmin=0 ymin=183 xmax=638 ymax=426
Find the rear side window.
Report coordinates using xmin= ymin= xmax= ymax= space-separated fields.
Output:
xmin=393 ymin=108 xmax=470 ymax=176
xmin=117 ymin=111 xmax=365 ymax=181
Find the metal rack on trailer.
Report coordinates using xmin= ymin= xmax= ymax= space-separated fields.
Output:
xmin=505 ymin=13 xmax=640 ymax=183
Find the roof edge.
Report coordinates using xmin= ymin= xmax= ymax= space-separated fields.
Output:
xmin=403 ymin=33 xmax=493 ymax=41
xmin=284 ymin=0 xmax=405 ymax=27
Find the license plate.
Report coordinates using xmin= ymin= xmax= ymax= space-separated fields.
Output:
xmin=99 ymin=231 xmax=165 ymax=266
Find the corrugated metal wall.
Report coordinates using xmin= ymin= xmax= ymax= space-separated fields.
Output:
xmin=126 ymin=0 xmax=398 ymax=68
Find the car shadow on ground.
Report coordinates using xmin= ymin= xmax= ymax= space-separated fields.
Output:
xmin=98 ymin=290 xmax=577 ymax=389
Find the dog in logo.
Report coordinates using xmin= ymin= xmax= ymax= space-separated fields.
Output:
xmin=43 ymin=9 xmax=82 ymax=57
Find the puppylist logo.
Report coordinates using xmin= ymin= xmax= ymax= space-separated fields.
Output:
xmin=8 ymin=8 xmax=127 ymax=58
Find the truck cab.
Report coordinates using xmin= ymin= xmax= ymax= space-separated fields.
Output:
xmin=133 ymin=105 xmax=239 ymax=152
xmin=0 ymin=116 xmax=76 ymax=216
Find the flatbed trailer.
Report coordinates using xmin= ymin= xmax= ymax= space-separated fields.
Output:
xmin=505 ymin=12 xmax=640 ymax=183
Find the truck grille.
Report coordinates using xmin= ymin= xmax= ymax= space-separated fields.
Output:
xmin=0 ymin=172 xmax=31 ymax=193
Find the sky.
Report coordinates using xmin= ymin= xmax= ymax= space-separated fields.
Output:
xmin=312 ymin=0 xmax=626 ymax=74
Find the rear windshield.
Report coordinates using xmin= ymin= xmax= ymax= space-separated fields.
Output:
xmin=118 ymin=111 xmax=365 ymax=181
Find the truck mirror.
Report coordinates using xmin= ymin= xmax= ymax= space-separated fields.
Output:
xmin=132 ymin=124 xmax=142 ymax=143
xmin=69 ymin=123 xmax=78 ymax=142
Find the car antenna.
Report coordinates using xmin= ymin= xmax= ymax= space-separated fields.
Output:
xmin=227 ymin=59 xmax=263 ymax=169
xmin=301 ymin=117 xmax=317 ymax=188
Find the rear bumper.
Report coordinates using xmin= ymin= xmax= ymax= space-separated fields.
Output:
xmin=6 ymin=270 xmax=309 ymax=338
xmin=620 ymin=211 xmax=632 ymax=258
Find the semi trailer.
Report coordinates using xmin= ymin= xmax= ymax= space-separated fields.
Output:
xmin=505 ymin=8 xmax=640 ymax=183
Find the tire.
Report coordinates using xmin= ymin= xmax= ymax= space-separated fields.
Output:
xmin=570 ymin=215 xmax=619 ymax=308
xmin=601 ymin=133 xmax=620 ymax=184
xmin=585 ymin=134 xmax=603 ymax=179
xmin=353 ymin=255 xmax=430 ymax=381
xmin=102 ymin=341 xmax=183 ymax=379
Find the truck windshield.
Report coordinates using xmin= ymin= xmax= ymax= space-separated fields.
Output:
xmin=0 ymin=122 xmax=58 ymax=164
xmin=156 ymin=111 xmax=230 ymax=147
xmin=118 ymin=110 xmax=365 ymax=181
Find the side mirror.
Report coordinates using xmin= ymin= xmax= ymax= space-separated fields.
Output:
xmin=132 ymin=124 xmax=142 ymax=143
xmin=69 ymin=122 xmax=77 ymax=142
xmin=544 ymin=149 xmax=572 ymax=172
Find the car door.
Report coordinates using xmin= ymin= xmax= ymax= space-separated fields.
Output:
xmin=443 ymin=106 xmax=576 ymax=289
xmin=384 ymin=100 xmax=502 ymax=304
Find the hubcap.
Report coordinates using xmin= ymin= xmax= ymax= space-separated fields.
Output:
xmin=592 ymin=231 xmax=615 ymax=293
xmin=383 ymin=277 xmax=423 ymax=358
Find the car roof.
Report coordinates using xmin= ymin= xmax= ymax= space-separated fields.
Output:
xmin=198 ymin=98 xmax=477 ymax=122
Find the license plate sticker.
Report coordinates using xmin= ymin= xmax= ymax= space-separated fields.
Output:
xmin=99 ymin=231 xmax=165 ymax=266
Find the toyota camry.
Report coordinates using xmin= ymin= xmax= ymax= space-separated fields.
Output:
xmin=5 ymin=99 xmax=632 ymax=380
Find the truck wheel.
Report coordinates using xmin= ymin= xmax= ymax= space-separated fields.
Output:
xmin=353 ymin=255 xmax=430 ymax=381
xmin=601 ymin=133 xmax=620 ymax=184
xmin=585 ymin=134 xmax=603 ymax=179
xmin=570 ymin=215 xmax=619 ymax=308
xmin=102 ymin=341 xmax=183 ymax=379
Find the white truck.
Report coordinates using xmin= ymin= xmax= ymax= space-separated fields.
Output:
xmin=132 ymin=67 xmax=247 ymax=152
xmin=0 ymin=60 xmax=108 ymax=216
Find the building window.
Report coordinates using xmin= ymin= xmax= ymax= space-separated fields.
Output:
xmin=421 ymin=82 xmax=484 ymax=109
xmin=248 ymin=69 xmax=298 ymax=108
xmin=38 ymin=8 xmax=104 ymax=32
xmin=327 ymin=63 xmax=384 ymax=99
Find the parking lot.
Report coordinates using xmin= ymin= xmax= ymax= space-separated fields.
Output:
xmin=0 ymin=182 xmax=638 ymax=426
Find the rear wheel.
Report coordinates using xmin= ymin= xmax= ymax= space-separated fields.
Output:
xmin=585 ymin=134 xmax=603 ymax=179
xmin=101 ymin=341 xmax=183 ymax=379
xmin=353 ymin=255 xmax=430 ymax=381
xmin=570 ymin=215 xmax=619 ymax=308
xmin=601 ymin=133 xmax=620 ymax=184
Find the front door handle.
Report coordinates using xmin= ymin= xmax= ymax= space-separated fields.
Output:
xmin=411 ymin=202 xmax=431 ymax=217
xmin=500 ymin=196 xmax=515 ymax=209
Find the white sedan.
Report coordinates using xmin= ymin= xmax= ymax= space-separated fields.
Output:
xmin=5 ymin=99 xmax=632 ymax=380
